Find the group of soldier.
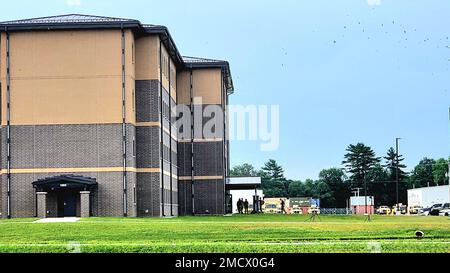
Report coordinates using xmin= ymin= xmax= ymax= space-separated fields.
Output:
xmin=236 ymin=197 xmax=266 ymax=214
xmin=236 ymin=198 xmax=249 ymax=214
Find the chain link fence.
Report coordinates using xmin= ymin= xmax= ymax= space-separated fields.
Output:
xmin=320 ymin=208 xmax=353 ymax=215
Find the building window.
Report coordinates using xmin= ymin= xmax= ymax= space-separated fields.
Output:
xmin=164 ymin=56 xmax=169 ymax=78
xmin=162 ymin=145 xmax=171 ymax=162
xmin=133 ymin=185 xmax=137 ymax=205
xmin=170 ymin=66 xmax=176 ymax=87
xmin=132 ymin=137 xmax=136 ymax=158
xmin=132 ymin=42 xmax=135 ymax=64
xmin=132 ymin=89 xmax=135 ymax=112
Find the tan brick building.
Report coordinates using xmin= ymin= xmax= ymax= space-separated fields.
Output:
xmin=0 ymin=14 xmax=233 ymax=218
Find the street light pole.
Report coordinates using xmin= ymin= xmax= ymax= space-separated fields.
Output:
xmin=448 ymin=162 xmax=450 ymax=206
xmin=395 ymin=138 xmax=401 ymax=208
xmin=363 ymin=171 xmax=370 ymax=221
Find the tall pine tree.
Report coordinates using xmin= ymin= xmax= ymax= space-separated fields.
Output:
xmin=260 ymin=159 xmax=289 ymax=197
xmin=342 ymin=143 xmax=380 ymax=198
xmin=383 ymin=147 xmax=408 ymax=204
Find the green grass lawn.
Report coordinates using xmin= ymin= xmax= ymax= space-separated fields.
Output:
xmin=0 ymin=214 xmax=449 ymax=253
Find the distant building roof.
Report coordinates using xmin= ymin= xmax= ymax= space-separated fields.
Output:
xmin=183 ymin=56 xmax=226 ymax=64
xmin=0 ymin=14 xmax=234 ymax=92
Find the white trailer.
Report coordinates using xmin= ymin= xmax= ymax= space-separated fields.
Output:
xmin=407 ymin=185 xmax=450 ymax=208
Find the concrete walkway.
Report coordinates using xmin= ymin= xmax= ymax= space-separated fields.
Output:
xmin=34 ymin=217 xmax=80 ymax=223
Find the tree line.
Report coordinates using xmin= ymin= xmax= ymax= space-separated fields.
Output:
xmin=230 ymin=143 xmax=449 ymax=208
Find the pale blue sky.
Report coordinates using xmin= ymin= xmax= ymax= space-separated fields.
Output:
xmin=1 ymin=0 xmax=449 ymax=180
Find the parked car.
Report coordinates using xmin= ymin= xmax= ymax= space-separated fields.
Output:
xmin=392 ymin=204 xmax=407 ymax=215
xmin=436 ymin=203 xmax=450 ymax=216
xmin=419 ymin=206 xmax=432 ymax=216
xmin=439 ymin=208 xmax=450 ymax=216
xmin=377 ymin=206 xmax=391 ymax=215
xmin=428 ymin=203 xmax=443 ymax=216
xmin=307 ymin=205 xmax=320 ymax=215
xmin=291 ymin=205 xmax=303 ymax=214
xmin=408 ymin=206 xmax=421 ymax=215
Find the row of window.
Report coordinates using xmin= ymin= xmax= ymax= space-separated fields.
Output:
xmin=161 ymin=51 xmax=177 ymax=88
xmin=162 ymin=145 xmax=177 ymax=162
xmin=131 ymin=42 xmax=176 ymax=89
xmin=162 ymin=99 xmax=171 ymax=121
xmin=170 ymin=66 xmax=176 ymax=88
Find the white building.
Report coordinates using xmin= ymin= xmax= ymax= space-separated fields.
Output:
xmin=349 ymin=196 xmax=375 ymax=214
xmin=407 ymin=185 xmax=450 ymax=208
xmin=350 ymin=196 xmax=375 ymax=206
xmin=226 ymin=177 xmax=263 ymax=214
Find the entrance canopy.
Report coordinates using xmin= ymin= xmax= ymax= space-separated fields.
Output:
xmin=226 ymin=177 xmax=262 ymax=191
xmin=32 ymin=175 xmax=97 ymax=191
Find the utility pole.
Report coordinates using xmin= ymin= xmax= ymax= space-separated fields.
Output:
xmin=363 ymin=171 xmax=370 ymax=221
xmin=395 ymin=138 xmax=401 ymax=209
xmin=352 ymin=187 xmax=362 ymax=197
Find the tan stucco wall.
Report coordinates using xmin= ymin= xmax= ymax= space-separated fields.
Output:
xmin=176 ymin=70 xmax=190 ymax=105
xmin=176 ymin=68 xmax=223 ymax=105
xmin=1 ymin=29 xmax=136 ymax=125
xmin=135 ymin=35 xmax=159 ymax=81
xmin=160 ymin=40 xmax=169 ymax=92
xmin=0 ymin=33 xmax=6 ymax=110
xmin=160 ymin=41 xmax=177 ymax=101
xmin=192 ymin=68 xmax=222 ymax=105
xmin=170 ymin=58 xmax=177 ymax=102
xmin=0 ymin=33 xmax=4 ymax=125
xmin=0 ymin=33 xmax=5 ymax=84
xmin=135 ymin=35 xmax=176 ymax=101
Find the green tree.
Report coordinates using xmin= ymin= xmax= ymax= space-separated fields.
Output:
xmin=302 ymin=179 xmax=315 ymax=197
xmin=260 ymin=159 xmax=289 ymax=197
xmin=287 ymin=179 xmax=315 ymax=197
xmin=383 ymin=147 xmax=408 ymax=182
xmin=409 ymin=158 xmax=435 ymax=188
xmin=382 ymin=147 xmax=408 ymax=205
xmin=432 ymin=158 xmax=449 ymax=186
xmin=313 ymin=181 xmax=335 ymax=207
xmin=342 ymin=143 xmax=380 ymax=209
xmin=366 ymin=163 xmax=392 ymax=206
xmin=318 ymin=168 xmax=350 ymax=207
xmin=342 ymin=143 xmax=381 ymax=188
xmin=288 ymin=181 xmax=307 ymax=197
xmin=230 ymin=163 xmax=258 ymax=177
xmin=261 ymin=159 xmax=285 ymax=180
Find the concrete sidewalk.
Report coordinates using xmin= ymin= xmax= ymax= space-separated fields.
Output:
xmin=34 ymin=218 xmax=80 ymax=223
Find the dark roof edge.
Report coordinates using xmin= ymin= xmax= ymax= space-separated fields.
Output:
xmin=142 ymin=25 xmax=184 ymax=67
xmin=0 ymin=16 xmax=234 ymax=93
xmin=1 ymin=22 xmax=184 ymax=67
xmin=0 ymin=22 xmax=140 ymax=32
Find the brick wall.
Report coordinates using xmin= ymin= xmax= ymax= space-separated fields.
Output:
xmin=176 ymin=103 xmax=226 ymax=216
xmin=1 ymin=171 xmax=137 ymax=218
xmin=135 ymin=79 xmax=178 ymax=217
xmin=1 ymin=124 xmax=136 ymax=169
xmin=193 ymin=179 xmax=225 ymax=215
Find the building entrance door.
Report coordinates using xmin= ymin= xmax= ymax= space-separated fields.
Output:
xmin=57 ymin=191 xmax=77 ymax=217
